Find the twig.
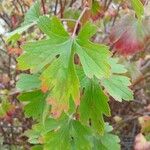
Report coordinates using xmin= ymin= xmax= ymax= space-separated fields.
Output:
xmin=59 ymin=0 xmax=64 ymax=18
xmin=54 ymin=0 xmax=58 ymax=15
xmin=69 ymin=0 xmax=76 ymax=7
xmin=0 ymin=48 xmax=7 ymax=54
xmin=141 ymin=59 xmax=150 ymax=74
xmin=105 ymin=0 xmax=112 ymax=11
xmin=16 ymin=0 xmax=25 ymax=14
xmin=131 ymin=71 xmax=150 ymax=88
xmin=12 ymin=1 xmax=20 ymax=14
xmin=41 ymin=0 xmax=46 ymax=14
xmin=104 ymin=0 xmax=108 ymax=9
xmin=72 ymin=7 xmax=88 ymax=37
xmin=144 ymin=0 xmax=149 ymax=6
xmin=0 ymin=13 xmax=12 ymax=29
xmin=112 ymin=3 xmax=121 ymax=26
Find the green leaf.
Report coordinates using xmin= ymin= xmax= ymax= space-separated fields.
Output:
xmin=77 ymin=22 xmax=97 ymax=40
xmin=17 ymin=17 xmax=111 ymax=118
xmin=101 ymin=75 xmax=133 ymax=101
xmin=93 ymin=123 xmax=120 ymax=150
xmin=26 ymin=118 xmax=59 ymax=144
xmin=16 ymin=74 xmax=41 ymax=92
xmin=75 ymin=22 xmax=111 ymax=79
xmin=41 ymin=54 xmax=80 ymax=117
xmin=131 ymin=0 xmax=144 ymax=20
xmin=44 ymin=115 xmax=92 ymax=150
xmin=22 ymin=0 xmax=41 ymax=26
xmin=109 ymin=58 xmax=127 ymax=74
xmin=31 ymin=145 xmax=43 ymax=150
xmin=17 ymin=16 xmax=70 ymax=72
xmin=80 ymin=79 xmax=110 ymax=134
xmin=7 ymin=1 xmax=41 ymax=41
xmin=38 ymin=16 xmax=69 ymax=38
xmin=7 ymin=33 xmax=21 ymax=44
xmin=17 ymin=16 xmax=80 ymax=116
xmin=18 ymin=90 xmax=47 ymax=119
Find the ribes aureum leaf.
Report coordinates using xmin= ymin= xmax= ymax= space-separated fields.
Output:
xmin=100 ymin=57 xmax=133 ymax=101
xmin=44 ymin=115 xmax=92 ymax=150
xmin=17 ymin=16 xmax=111 ymax=117
xmin=108 ymin=58 xmax=127 ymax=74
xmin=17 ymin=16 xmax=80 ymax=117
xmin=79 ymin=78 xmax=110 ymax=134
xmin=18 ymin=90 xmax=47 ymax=119
xmin=75 ymin=22 xmax=111 ymax=79
xmin=26 ymin=118 xmax=59 ymax=144
xmin=92 ymin=123 xmax=120 ymax=150
xmin=41 ymin=53 xmax=80 ymax=117
xmin=16 ymin=74 xmax=41 ymax=92
xmin=17 ymin=16 xmax=71 ymax=72
xmin=101 ymin=75 xmax=133 ymax=102
xmin=7 ymin=1 xmax=41 ymax=41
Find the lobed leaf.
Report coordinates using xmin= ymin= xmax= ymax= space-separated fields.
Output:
xmin=18 ymin=90 xmax=47 ymax=119
xmin=17 ymin=16 xmax=111 ymax=117
xmin=101 ymin=75 xmax=133 ymax=102
xmin=93 ymin=123 xmax=120 ymax=150
xmin=80 ymin=78 xmax=110 ymax=134
xmin=16 ymin=74 xmax=41 ymax=92
xmin=109 ymin=58 xmax=127 ymax=74
xmin=7 ymin=1 xmax=41 ymax=41
xmin=75 ymin=22 xmax=111 ymax=79
xmin=44 ymin=115 xmax=92 ymax=150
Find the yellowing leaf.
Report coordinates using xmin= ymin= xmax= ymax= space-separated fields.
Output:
xmin=17 ymin=16 xmax=111 ymax=117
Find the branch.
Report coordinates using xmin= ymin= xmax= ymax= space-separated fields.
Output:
xmin=0 ymin=48 xmax=7 ymax=54
xmin=112 ymin=3 xmax=122 ymax=26
xmin=41 ymin=0 xmax=46 ymax=14
xmin=54 ymin=0 xmax=58 ymax=15
xmin=0 ymin=13 xmax=12 ymax=29
xmin=141 ymin=59 xmax=150 ymax=74
xmin=72 ymin=7 xmax=88 ymax=37
xmin=105 ymin=0 xmax=112 ymax=11
xmin=16 ymin=0 xmax=25 ymax=14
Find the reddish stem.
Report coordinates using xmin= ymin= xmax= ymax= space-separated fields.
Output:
xmin=41 ymin=0 xmax=46 ymax=14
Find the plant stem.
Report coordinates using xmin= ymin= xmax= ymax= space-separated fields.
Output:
xmin=41 ymin=0 xmax=46 ymax=14
xmin=54 ymin=0 xmax=58 ymax=15
xmin=72 ymin=7 xmax=88 ymax=37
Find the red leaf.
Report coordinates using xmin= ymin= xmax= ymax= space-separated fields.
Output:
xmin=110 ymin=14 xmax=149 ymax=55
